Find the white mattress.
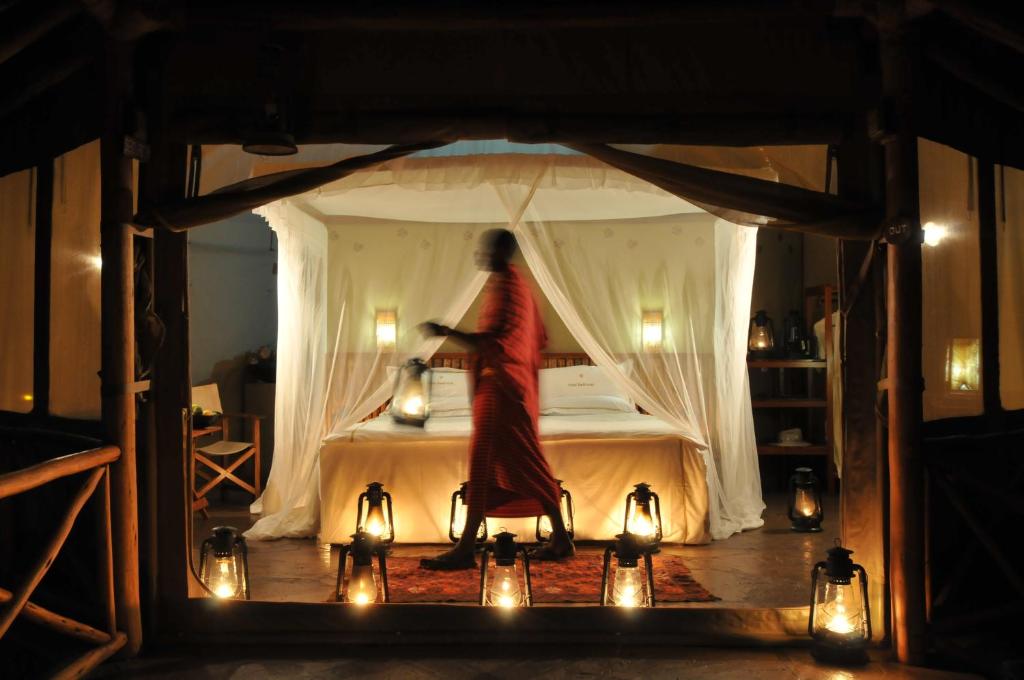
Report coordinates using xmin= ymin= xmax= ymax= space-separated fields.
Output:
xmin=334 ymin=411 xmax=682 ymax=443
xmin=319 ymin=412 xmax=711 ymax=545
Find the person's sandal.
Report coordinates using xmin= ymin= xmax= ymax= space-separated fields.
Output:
xmin=419 ymin=553 xmax=478 ymax=571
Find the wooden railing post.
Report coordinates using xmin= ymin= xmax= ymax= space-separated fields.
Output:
xmin=880 ymin=3 xmax=927 ymax=664
xmin=100 ymin=39 xmax=142 ymax=653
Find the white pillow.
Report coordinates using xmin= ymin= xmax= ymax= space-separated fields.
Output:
xmin=541 ymin=395 xmax=635 ymax=415
xmin=539 ymin=363 xmax=633 ymax=411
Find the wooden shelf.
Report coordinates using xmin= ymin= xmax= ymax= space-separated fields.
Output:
xmin=747 ymin=359 xmax=825 ymax=369
xmin=751 ymin=399 xmax=827 ymax=408
xmin=757 ymin=444 xmax=829 ymax=456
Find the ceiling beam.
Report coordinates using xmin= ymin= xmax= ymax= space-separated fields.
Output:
xmin=928 ymin=0 xmax=1024 ymax=55
xmin=0 ymin=0 xmax=80 ymax=66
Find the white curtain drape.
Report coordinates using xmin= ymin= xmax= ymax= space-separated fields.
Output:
xmin=246 ymin=204 xmax=488 ymax=539
xmin=496 ymin=184 xmax=763 ymax=539
xmin=246 ymin=149 xmax=764 ymax=541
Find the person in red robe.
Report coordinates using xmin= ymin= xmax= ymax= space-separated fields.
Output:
xmin=419 ymin=229 xmax=575 ymax=569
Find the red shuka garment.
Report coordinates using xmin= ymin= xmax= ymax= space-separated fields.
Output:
xmin=466 ymin=265 xmax=561 ymax=518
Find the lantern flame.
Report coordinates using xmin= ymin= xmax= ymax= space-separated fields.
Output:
xmin=826 ymin=606 xmax=855 ymax=635
xmin=401 ymin=394 xmax=424 ymax=416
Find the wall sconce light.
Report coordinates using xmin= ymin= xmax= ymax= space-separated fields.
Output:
xmin=390 ymin=358 xmax=432 ymax=427
xmin=748 ymin=309 xmax=776 ymax=356
xmin=788 ymin=467 xmax=824 ymax=532
xmin=376 ymin=309 xmax=397 ymax=351
xmin=623 ymin=482 xmax=662 ymax=547
xmin=809 ymin=543 xmax=871 ymax=665
xmin=641 ymin=310 xmax=664 ymax=353
xmin=199 ymin=526 xmax=250 ymax=600
xmin=479 ymin=531 xmax=533 ymax=608
xmin=335 ymin=531 xmax=389 ymax=605
xmin=355 ymin=481 xmax=394 ymax=545
xmin=536 ymin=480 xmax=574 ymax=543
xmin=600 ymin=532 xmax=655 ymax=608
xmin=922 ymin=221 xmax=947 ymax=247
xmin=449 ymin=481 xmax=488 ymax=544
xmin=946 ymin=338 xmax=980 ymax=393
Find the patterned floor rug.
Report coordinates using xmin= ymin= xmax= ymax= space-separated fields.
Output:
xmin=331 ymin=553 xmax=718 ymax=604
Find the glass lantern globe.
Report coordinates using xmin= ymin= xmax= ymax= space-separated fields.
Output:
xmin=448 ymin=481 xmax=488 ymax=544
xmin=748 ymin=309 xmax=776 ymax=356
xmin=536 ymin=480 xmax=574 ymax=543
xmin=623 ymin=482 xmax=662 ymax=546
xmin=788 ymin=467 xmax=824 ymax=532
xmin=601 ymin=532 xmax=655 ymax=608
xmin=198 ymin=526 xmax=250 ymax=600
xmin=335 ymin=531 xmax=389 ymax=605
xmin=479 ymin=531 xmax=533 ymax=608
xmin=809 ymin=544 xmax=871 ymax=664
xmin=356 ymin=481 xmax=395 ymax=545
xmin=390 ymin=358 xmax=432 ymax=426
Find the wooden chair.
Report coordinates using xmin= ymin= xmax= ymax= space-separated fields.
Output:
xmin=190 ymin=383 xmax=263 ymax=516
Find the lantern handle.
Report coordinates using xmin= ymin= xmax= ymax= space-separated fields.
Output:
xmin=519 ymin=546 xmax=533 ymax=607
xmin=644 ymin=552 xmax=656 ymax=608
xmin=335 ymin=544 xmax=350 ymax=602
xmin=376 ymin=545 xmax=390 ymax=604
xmin=600 ymin=545 xmax=614 ymax=606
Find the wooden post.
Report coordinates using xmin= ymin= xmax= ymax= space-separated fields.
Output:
xmin=100 ymin=39 xmax=142 ymax=654
xmin=880 ymin=5 xmax=927 ymax=664
xmin=142 ymin=38 xmax=191 ymax=630
xmin=837 ymin=131 xmax=888 ymax=642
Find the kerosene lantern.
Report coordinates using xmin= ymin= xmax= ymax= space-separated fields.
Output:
xmin=449 ymin=481 xmax=487 ymax=544
xmin=536 ymin=480 xmax=574 ymax=542
xmin=355 ymin=481 xmax=395 ymax=545
xmin=809 ymin=543 xmax=871 ymax=664
xmin=623 ymin=482 xmax=662 ymax=546
xmin=479 ymin=531 xmax=533 ymax=608
xmin=788 ymin=467 xmax=824 ymax=532
xmin=747 ymin=309 xmax=776 ymax=356
xmin=390 ymin=358 xmax=432 ymax=426
xmin=335 ymin=531 xmax=390 ymax=605
xmin=601 ymin=532 xmax=656 ymax=608
xmin=199 ymin=526 xmax=250 ymax=600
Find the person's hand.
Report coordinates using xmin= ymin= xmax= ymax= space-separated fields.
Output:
xmin=419 ymin=321 xmax=450 ymax=337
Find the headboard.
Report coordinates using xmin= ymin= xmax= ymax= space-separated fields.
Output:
xmin=362 ymin=352 xmax=596 ymax=421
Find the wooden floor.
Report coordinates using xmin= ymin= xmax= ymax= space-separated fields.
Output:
xmin=194 ymin=493 xmax=838 ymax=608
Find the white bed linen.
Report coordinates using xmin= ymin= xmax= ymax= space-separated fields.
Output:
xmin=319 ymin=412 xmax=711 ymax=545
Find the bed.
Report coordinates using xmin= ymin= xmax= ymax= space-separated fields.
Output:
xmin=318 ymin=354 xmax=711 ymax=545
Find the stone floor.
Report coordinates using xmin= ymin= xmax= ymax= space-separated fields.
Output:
xmin=94 ymin=648 xmax=982 ymax=679
xmin=195 ymin=493 xmax=838 ymax=607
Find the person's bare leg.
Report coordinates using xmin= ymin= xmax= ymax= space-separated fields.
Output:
xmin=424 ymin=506 xmax=484 ymax=565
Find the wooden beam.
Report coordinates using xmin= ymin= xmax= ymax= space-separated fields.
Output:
xmin=0 ymin=0 xmax=79 ymax=66
xmin=929 ymin=0 xmax=1024 ymax=56
xmin=926 ymin=45 xmax=1024 ymax=114
xmin=100 ymin=38 xmax=142 ymax=655
xmin=51 ymin=631 xmax=127 ymax=680
xmin=837 ymin=129 xmax=888 ymax=643
xmin=880 ymin=7 xmax=927 ymax=664
xmin=32 ymin=159 xmax=53 ymax=418
xmin=976 ymin=161 xmax=1002 ymax=417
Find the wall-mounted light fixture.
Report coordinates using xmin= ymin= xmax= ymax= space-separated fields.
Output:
xmin=376 ymin=310 xmax=397 ymax=351
xmin=641 ymin=310 xmax=663 ymax=353
xmin=922 ymin=221 xmax=948 ymax=247
xmin=946 ymin=337 xmax=980 ymax=393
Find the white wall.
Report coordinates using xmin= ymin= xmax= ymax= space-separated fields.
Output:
xmin=188 ymin=213 xmax=277 ymax=413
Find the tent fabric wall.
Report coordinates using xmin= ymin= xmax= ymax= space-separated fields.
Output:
xmin=998 ymin=164 xmax=1024 ymax=411
xmin=49 ymin=140 xmax=102 ymax=420
xmin=0 ymin=169 xmax=35 ymax=414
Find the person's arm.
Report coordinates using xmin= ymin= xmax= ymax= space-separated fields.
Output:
xmin=419 ymin=322 xmax=483 ymax=351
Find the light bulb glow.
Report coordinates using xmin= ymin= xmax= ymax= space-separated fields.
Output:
xmin=401 ymin=394 xmax=424 ymax=416
xmin=641 ymin=310 xmax=663 ymax=352
xmin=376 ymin=310 xmax=397 ymax=350
xmin=922 ymin=221 xmax=947 ymax=247
xmin=86 ymin=254 xmax=103 ymax=271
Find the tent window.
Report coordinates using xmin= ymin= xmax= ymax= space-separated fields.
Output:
xmin=0 ymin=168 xmax=36 ymax=413
xmin=997 ymin=164 xmax=1024 ymax=411
xmin=919 ymin=139 xmax=983 ymax=421
xmin=49 ymin=140 xmax=102 ymax=420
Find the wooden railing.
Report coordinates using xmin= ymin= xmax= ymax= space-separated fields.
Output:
xmin=0 ymin=445 xmax=127 ymax=679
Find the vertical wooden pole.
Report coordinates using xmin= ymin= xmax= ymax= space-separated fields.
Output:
xmin=32 ymin=160 xmax=53 ymax=418
xmin=100 ymin=39 xmax=141 ymax=654
xmin=976 ymin=161 xmax=1002 ymax=419
xmin=142 ymin=38 xmax=191 ymax=628
xmin=837 ymin=131 xmax=888 ymax=642
xmin=880 ymin=5 xmax=927 ymax=664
